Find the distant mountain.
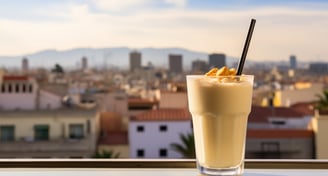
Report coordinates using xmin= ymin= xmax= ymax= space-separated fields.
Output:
xmin=0 ymin=47 xmax=239 ymax=70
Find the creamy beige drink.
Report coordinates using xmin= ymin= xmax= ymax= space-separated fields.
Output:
xmin=186 ymin=69 xmax=253 ymax=175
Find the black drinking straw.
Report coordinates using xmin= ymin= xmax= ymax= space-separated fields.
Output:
xmin=236 ymin=19 xmax=256 ymax=75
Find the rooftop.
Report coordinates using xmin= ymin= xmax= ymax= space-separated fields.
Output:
xmin=290 ymin=102 xmax=315 ymax=116
xmin=3 ymin=75 xmax=29 ymax=81
xmin=0 ymin=108 xmax=97 ymax=117
xmin=247 ymin=129 xmax=313 ymax=139
xmin=40 ymin=83 xmax=68 ymax=97
xmin=131 ymin=108 xmax=191 ymax=121
xmin=249 ymin=106 xmax=308 ymax=123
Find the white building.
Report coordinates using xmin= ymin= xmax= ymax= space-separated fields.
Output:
xmin=0 ymin=75 xmax=67 ymax=110
xmin=129 ymin=108 xmax=192 ymax=158
xmin=0 ymin=76 xmax=39 ymax=110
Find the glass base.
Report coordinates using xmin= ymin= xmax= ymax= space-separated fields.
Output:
xmin=197 ymin=162 xmax=244 ymax=176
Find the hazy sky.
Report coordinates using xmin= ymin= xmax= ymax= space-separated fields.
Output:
xmin=1 ymin=0 xmax=328 ymax=62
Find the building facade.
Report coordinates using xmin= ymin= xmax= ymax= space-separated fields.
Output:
xmin=191 ymin=60 xmax=207 ymax=73
xmin=129 ymin=108 xmax=192 ymax=158
xmin=289 ymin=55 xmax=297 ymax=69
xmin=22 ymin=57 xmax=29 ymax=72
xmin=309 ymin=63 xmax=328 ymax=74
xmin=169 ymin=54 xmax=183 ymax=74
xmin=246 ymin=106 xmax=315 ymax=159
xmin=208 ymin=53 xmax=226 ymax=69
xmin=0 ymin=74 xmax=100 ymax=158
xmin=0 ymin=76 xmax=38 ymax=110
xmin=82 ymin=56 xmax=88 ymax=70
xmin=246 ymin=129 xmax=314 ymax=159
xmin=0 ymin=109 xmax=99 ymax=158
xmin=130 ymin=51 xmax=142 ymax=72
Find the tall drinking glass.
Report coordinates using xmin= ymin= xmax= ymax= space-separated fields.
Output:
xmin=186 ymin=75 xmax=253 ymax=175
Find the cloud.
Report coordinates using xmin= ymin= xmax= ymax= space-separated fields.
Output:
xmin=0 ymin=3 xmax=328 ymax=62
xmin=93 ymin=0 xmax=188 ymax=12
xmin=164 ymin=0 xmax=187 ymax=7
xmin=93 ymin=0 xmax=150 ymax=11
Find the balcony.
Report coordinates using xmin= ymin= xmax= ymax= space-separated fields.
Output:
xmin=0 ymin=135 xmax=96 ymax=158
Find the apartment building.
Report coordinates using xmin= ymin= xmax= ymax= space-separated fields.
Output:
xmin=246 ymin=106 xmax=315 ymax=159
xmin=0 ymin=109 xmax=99 ymax=158
xmin=273 ymin=82 xmax=323 ymax=107
xmin=129 ymin=108 xmax=192 ymax=158
xmin=0 ymin=75 xmax=100 ymax=158
xmin=0 ymin=76 xmax=39 ymax=110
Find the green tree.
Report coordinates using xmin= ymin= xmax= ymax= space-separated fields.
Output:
xmin=51 ymin=63 xmax=64 ymax=74
xmin=93 ymin=150 xmax=120 ymax=158
xmin=170 ymin=133 xmax=195 ymax=158
xmin=316 ymin=90 xmax=328 ymax=111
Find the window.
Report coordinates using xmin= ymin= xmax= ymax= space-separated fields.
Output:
xmin=86 ymin=119 xmax=91 ymax=134
xmin=159 ymin=125 xmax=167 ymax=132
xmin=1 ymin=84 xmax=5 ymax=93
xmin=22 ymin=84 xmax=26 ymax=93
xmin=15 ymin=83 xmax=19 ymax=93
xmin=69 ymin=124 xmax=84 ymax=139
xmin=137 ymin=125 xmax=144 ymax=132
xmin=137 ymin=149 xmax=144 ymax=158
xmin=8 ymin=84 xmax=12 ymax=93
xmin=0 ymin=125 xmax=15 ymax=141
xmin=28 ymin=84 xmax=33 ymax=93
xmin=271 ymin=120 xmax=286 ymax=125
xmin=34 ymin=125 xmax=49 ymax=141
xmin=159 ymin=149 xmax=167 ymax=157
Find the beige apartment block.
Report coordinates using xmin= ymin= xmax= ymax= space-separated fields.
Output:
xmin=0 ymin=108 xmax=100 ymax=158
xmin=313 ymin=112 xmax=328 ymax=159
xmin=159 ymin=91 xmax=187 ymax=109
xmin=273 ymin=83 xmax=323 ymax=107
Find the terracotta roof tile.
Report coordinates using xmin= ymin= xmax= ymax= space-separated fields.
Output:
xmin=131 ymin=108 xmax=191 ymax=121
xmin=3 ymin=76 xmax=28 ymax=81
xmin=247 ymin=129 xmax=313 ymax=139
xmin=290 ymin=102 xmax=315 ymax=116
xmin=249 ymin=106 xmax=306 ymax=123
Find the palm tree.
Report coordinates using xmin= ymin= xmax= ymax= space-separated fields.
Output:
xmin=170 ymin=133 xmax=195 ymax=158
xmin=93 ymin=150 xmax=120 ymax=158
xmin=316 ymin=90 xmax=328 ymax=112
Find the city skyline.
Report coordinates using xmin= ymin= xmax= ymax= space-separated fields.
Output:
xmin=0 ymin=0 xmax=328 ymax=62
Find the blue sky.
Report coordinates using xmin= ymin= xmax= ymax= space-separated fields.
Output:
xmin=0 ymin=0 xmax=328 ymax=62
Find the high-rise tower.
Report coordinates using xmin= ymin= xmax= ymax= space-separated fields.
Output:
xmin=208 ymin=53 xmax=226 ymax=69
xmin=169 ymin=54 xmax=183 ymax=73
xmin=130 ymin=51 xmax=142 ymax=71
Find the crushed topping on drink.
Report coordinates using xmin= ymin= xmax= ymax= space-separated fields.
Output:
xmin=205 ymin=66 xmax=236 ymax=76
xmin=204 ymin=66 xmax=239 ymax=83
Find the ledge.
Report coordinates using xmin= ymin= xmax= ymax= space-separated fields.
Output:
xmin=0 ymin=159 xmax=328 ymax=169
